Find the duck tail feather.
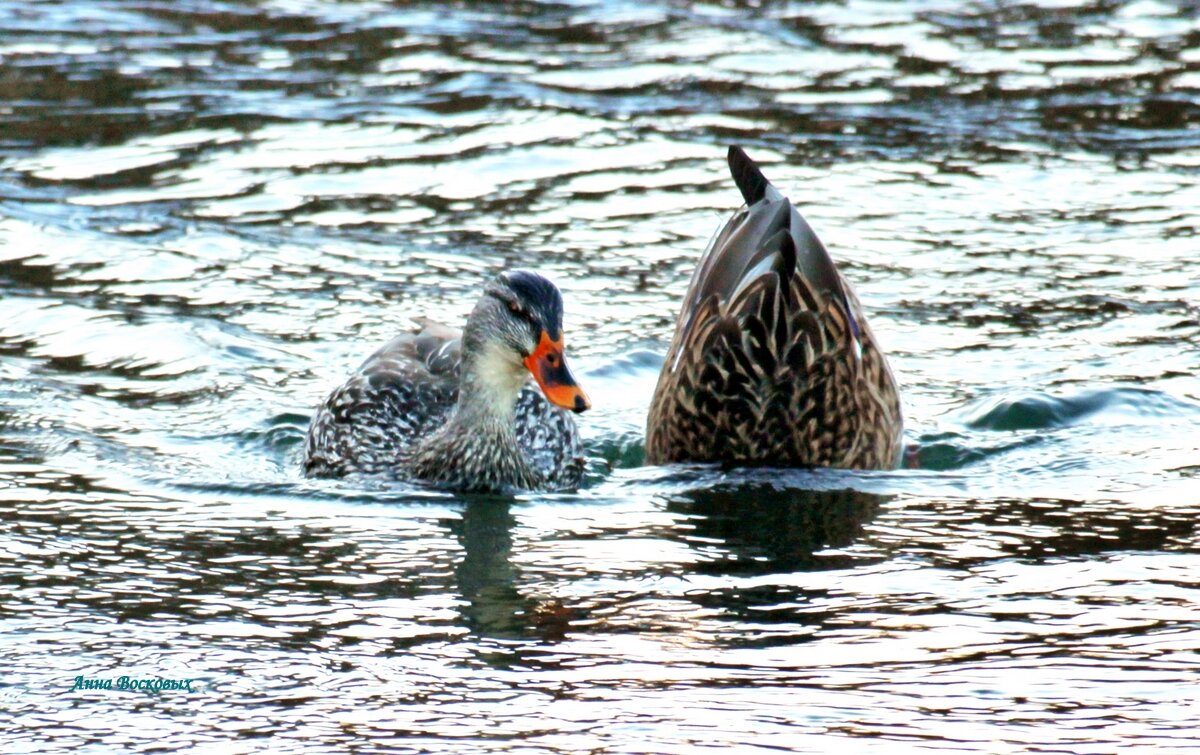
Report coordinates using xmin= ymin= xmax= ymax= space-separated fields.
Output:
xmin=727 ymin=146 xmax=773 ymax=206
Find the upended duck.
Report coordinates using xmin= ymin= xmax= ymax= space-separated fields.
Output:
xmin=303 ymin=270 xmax=590 ymax=492
xmin=646 ymin=146 xmax=902 ymax=469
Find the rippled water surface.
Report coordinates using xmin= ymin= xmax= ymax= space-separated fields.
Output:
xmin=2 ymin=1 xmax=1199 ymax=751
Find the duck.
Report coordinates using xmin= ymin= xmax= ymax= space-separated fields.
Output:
xmin=304 ymin=270 xmax=591 ymax=492
xmin=646 ymin=146 xmax=902 ymax=469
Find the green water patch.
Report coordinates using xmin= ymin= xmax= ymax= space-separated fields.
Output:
xmin=962 ymin=387 xmax=1200 ymax=432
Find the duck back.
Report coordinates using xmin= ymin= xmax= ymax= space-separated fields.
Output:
xmin=646 ymin=147 xmax=902 ymax=470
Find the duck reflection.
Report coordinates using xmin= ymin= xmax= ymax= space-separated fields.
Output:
xmin=666 ymin=484 xmax=887 ymax=575
xmin=662 ymin=484 xmax=888 ymax=640
xmin=444 ymin=498 xmax=573 ymax=641
xmin=442 ymin=484 xmax=886 ymax=643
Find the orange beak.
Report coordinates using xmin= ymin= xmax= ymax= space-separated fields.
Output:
xmin=523 ymin=331 xmax=590 ymax=414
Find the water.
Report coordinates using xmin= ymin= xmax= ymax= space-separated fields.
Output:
xmin=2 ymin=0 xmax=1199 ymax=751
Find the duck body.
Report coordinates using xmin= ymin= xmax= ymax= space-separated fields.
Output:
xmin=305 ymin=271 xmax=589 ymax=492
xmin=646 ymin=147 xmax=902 ymax=470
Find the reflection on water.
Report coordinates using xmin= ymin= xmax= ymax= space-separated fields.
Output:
xmin=450 ymin=499 xmax=572 ymax=641
xmin=668 ymin=486 xmax=884 ymax=574
xmin=2 ymin=0 xmax=1199 ymax=752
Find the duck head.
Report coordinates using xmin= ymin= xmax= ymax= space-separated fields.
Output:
xmin=463 ymin=270 xmax=590 ymax=414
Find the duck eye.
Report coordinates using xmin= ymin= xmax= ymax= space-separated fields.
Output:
xmin=507 ymin=301 xmax=522 ymax=315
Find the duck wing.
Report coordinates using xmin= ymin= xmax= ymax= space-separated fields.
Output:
xmin=304 ymin=322 xmax=462 ymax=477
xmin=646 ymin=146 xmax=902 ymax=469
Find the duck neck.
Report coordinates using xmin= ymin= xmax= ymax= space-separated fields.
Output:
xmin=456 ymin=341 xmax=530 ymax=424
xmin=408 ymin=342 xmax=539 ymax=491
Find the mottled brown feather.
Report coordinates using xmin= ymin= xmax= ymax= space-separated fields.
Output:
xmin=646 ymin=147 xmax=902 ymax=470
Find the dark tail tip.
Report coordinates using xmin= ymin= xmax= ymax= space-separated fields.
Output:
xmin=727 ymin=145 xmax=771 ymax=206
xmin=777 ymin=225 xmax=797 ymax=282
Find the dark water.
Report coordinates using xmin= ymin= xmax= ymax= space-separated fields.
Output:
xmin=2 ymin=1 xmax=1199 ymax=751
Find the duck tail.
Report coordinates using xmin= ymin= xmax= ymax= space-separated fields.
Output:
xmin=727 ymin=146 xmax=776 ymax=205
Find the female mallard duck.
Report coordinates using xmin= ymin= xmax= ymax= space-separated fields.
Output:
xmin=304 ymin=270 xmax=590 ymax=492
xmin=646 ymin=147 xmax=902 ymax=469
